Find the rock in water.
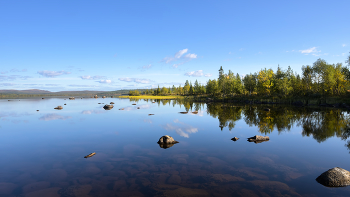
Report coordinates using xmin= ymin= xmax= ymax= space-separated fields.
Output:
xmin=231 ymin=137 xmax=239 ymax=141
xmin=316 ymin=167 xmax=350 ymax=187
xmin=247 ymin=135 xmax=269 ymax=143
xmin=158 ymin=135 xmax=179 ymax=144
xmin=110 ymin=102 xmax=115 ymax=104
xmin=103 ymin=104 xmax=113 ymax=110
xmin=69 ymin=97 xmax=75 ymax=100
xmin=84 ymin=152 xmax=96 ymax=158
xmin=54 ymin=106 xmax=63 ymax=110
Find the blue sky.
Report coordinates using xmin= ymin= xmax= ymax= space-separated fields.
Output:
xmin=0 ymin=0 xmax=349 ymax=91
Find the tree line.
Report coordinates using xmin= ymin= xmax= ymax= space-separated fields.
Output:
xmin=131 ymin=54 xmax=350 ymax=98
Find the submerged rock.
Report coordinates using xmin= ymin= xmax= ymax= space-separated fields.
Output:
xmin=54 ymin=106 xmax=63 ymax=110
xmin=231 ymin=137 xmax=239 ymax=141
xmin=247 ymin=135 xmax=269 ymax=143
xmin=316 ymin=167 xmax=350 ymax=187
xmin=158 ymin=135 xmax=179 ymax=144
xmin=84 ymin=152 xmax=96 ymax=158
xmin=103 ymin=104 xmax=113 ymax=110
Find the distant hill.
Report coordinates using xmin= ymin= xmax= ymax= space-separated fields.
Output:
xmin=0 ymin=89 xmax=150 ymax=98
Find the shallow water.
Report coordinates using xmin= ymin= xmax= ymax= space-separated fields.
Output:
xmin=1 ymin=98 xmax=350 ymax=196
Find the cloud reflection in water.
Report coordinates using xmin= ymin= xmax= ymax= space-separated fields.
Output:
xmin=39 ymin=113 xmax=72 ymax=121
xmin=163 ymin=119 xmax=198 ymax=138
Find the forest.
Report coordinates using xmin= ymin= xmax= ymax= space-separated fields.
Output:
xmin=134 ymin=54 xmax=350 ymax=99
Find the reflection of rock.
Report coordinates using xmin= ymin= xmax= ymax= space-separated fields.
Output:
xmin=231 ymin=137 xmax=239 ymax=141
xmin=247 ymin=135 xmax=269 ymax=143
xmin=316 ymin=167 xmax=350 ymax=187
xmin=132 ymin=103 xmax=136 ymax=105
xmin=148 ymin=114 xmax=154 ymax=116
xmin=192 ymin=111 xmax=198 ymax=114
xmin=103 ymin=104 xmax=114 ymax=110
xmin=64 ymin=104 xmax=66 ymax=105
xmin=179 ymin=112 xmax=188 ymax=114
xmin=84 ymin=152 xmax=96 ymax=158
xmin=54 ymin=106 xmax=63 ymax=110
xmin=159 ymin=143 xmax=175 ymax=149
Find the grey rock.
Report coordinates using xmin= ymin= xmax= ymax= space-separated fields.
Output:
xmin=158 ymin=135 xmax=179 ymax=144
xmin=316 ymin=167 xmax=350 ymax=187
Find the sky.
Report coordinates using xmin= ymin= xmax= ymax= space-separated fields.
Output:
xmin=0 ymin=0 xmax=349 ymax=91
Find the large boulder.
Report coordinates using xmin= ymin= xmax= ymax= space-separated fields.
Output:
xmin=54 ymin=106 xmax=63 ymax=110
xmin=103 ymin=104 xmax=113 ymax=110
xmin=316 ymin=167 xmax=350 ymax=187
xmin=157 ymin=135 xmax=179 ymax=144
xmin=247 ymin=135 xmax=269 ymax=143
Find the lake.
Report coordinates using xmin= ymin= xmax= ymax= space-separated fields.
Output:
xmin=1 ymin=97 xmax=350 ymax=196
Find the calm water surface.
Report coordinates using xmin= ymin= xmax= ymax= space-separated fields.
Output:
xmin=1 ymin=98 xmax=350 ymax=196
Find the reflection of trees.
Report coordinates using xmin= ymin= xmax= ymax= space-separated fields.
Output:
xmin=206 ymin=103 xmax=350 ymax=146
xmin=206 ymin=103 xmax=242 ymax=131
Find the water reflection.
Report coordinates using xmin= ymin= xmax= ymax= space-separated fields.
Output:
xmin=206 ymin=103 xmax=350 ymax=145
xmin=39 ymin=113 xmax=72 ymax=121
xmin=163 ymin=119 xmax=198 ymax=138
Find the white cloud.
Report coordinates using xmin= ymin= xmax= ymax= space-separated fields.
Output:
xmin=162 ymin=49 xmax=198 ymax=67
xmin=175 ymin=49 xmax=188 ymax=58
xmin=98 ymin=80 xmax=112 ymax=83
xmin=80 ymin=75 xmax=106 ymax=80
xmin=184 ymin=53 xmax=197 ymax=59
xmin=185 ymin=70 xmax=203 ymax=77
xmin=299 ymin=47 xmax=319 ymax=54
xmin=205 ymin=73 xmax=212 ymax=77
xmin=37 ymin=70 xmax=71 ymax=77
xmin=118 ymin=78 xmax=152 ymax=84
xmin=342 ymin=44 xmax=347 ymax=47
xmin=142 ymin=64 xmax=152 ymax=69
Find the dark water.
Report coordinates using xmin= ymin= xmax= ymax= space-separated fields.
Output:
xmin=1 ymin=98 xmax=350 ymax=197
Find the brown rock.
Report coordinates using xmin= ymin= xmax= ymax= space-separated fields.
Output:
xmin=58 ymin=185 xmax=92 ymax=197
xmin=247 ymin=135 xmax=269 ymax=143
xmin=0 ymin=182 xmax=17 ymax=195
xmin=25 ymin=187 xmax=61 ymax=197
xmin=23 ymin=181 xmax=50 ymax=193
xmin=158 ymin=135 xmax=179 ymax=144
xmin=54 ymin=106 xmax=63 ymax=110
xmin=231 ymin=137 xmax=239 ymax=141
xmin=167 ymin=175 xmax=182 ymax=184
xmin=316 ymin=167 xmax=350 ymax=187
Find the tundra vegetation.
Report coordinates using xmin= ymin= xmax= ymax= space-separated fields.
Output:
xmin=129 ymin=55 xmax=350 ymax=101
